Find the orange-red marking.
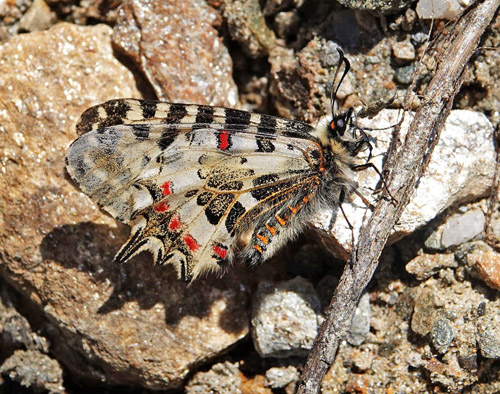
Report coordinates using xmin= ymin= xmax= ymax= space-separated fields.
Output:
xmin=254 ymin=244 xmax=263 ymax=253
xmin=265 ymin=224 xmax=276 ymax=235
xmin=161 ymin=181 xmax=172 ymax=196
xmin=154 ymin=201 xmax=169 ymax=212
xmin=169 ymin=214 xmax=182 ymax=230
xmin=213 ymin=245 xmax=227 ymax=260
xmin=184 ymin=234 xmax=200 ymax=251
xmin=257 ymin=234 xmax=268 ymax=244
xmin=288 ymin=205 xmax=299 ymax=214
xmin=275 ymin=214 xmax=287 ymax=227
xmin=218 ymin=130 xmax=230 ymax=151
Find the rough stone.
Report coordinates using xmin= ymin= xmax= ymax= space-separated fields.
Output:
xmin=185 ymin=361 xmax=242 ymax=394
xmin=406 ymin=253 xmax=457 ymax=280
xmin=0 ymin=349 xmax=64 ymax=394
xmin=221 ymin=0 xmax=278 ymax=57
xmin=0 ymin=23 xmax=248 ymax=390
xmin=318 ymin=109 xmax=495 ymax=258
xmin=416 ymin=0 xmax=471 ymax=20
xmin=477 ymin=305 xmax=500 ymax=359
xmin=251 ymin=277 xmax=321 ymax=357
xmin=411 ymin=289 xmax=437 ymax=336
xmin=264 ymin=366 xmax=299 ymax=389
xmin=346 ymin=292 xmax=371 ymax=346
xmin=430 ymin=318 xmax=454 ymax=354
xmin=18 ymin=0 xmax=55 ymax=33
xmin=113 ymin=0 xmax=238 ymax=107
xmin=391 ymin=39 xmax=415 ymax=61
xmin=455 ymin=241 xmax=500 ymax=290
xmin=441 ymin=209 xmax=485 ymax=249
xmin=336 ymin=0 xmax=414 ymax=14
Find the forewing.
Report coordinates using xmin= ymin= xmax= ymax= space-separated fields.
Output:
xmin=66 ymin=100 xmax=322 ymax=280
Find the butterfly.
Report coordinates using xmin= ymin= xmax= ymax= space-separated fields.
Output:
xmin=66 ymin=51 xmax=374 ymax=281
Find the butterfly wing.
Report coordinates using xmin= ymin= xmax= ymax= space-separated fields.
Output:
xmin=66 ymin=99 xmax=325 ymax=280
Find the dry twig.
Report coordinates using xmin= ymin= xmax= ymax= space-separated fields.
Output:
xmin=297 ymin=1 xmax=500 ymax=392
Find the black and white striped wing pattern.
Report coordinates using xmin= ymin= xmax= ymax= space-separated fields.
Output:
xmin=66 ymin=99 xmax=326 ymax=281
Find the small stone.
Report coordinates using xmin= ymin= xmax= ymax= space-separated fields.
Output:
xmin=346 ymin=292 xmax=371 ymax=346
xmin=411 ymin=290 xmax=437 ymax=336
xmin=477 ymin=309 xmax=500 ymax=359
xmin=351 ymin=348 xmax=374 ymax=371
xmin=264 ymin=366 xmax=299 ymax=389
xmin=473 ymin=251 xmax=500 ymax=290
xmin=394 ymin=63 xmax=416 ymax=84
xmin=251 ymin=277 xmax=321 ymax=357
xmin=18 ymin=0 xmax=55 ymax=32
xmin=0 ymin=350 xmax=64 ymax=394
xmin=391 ymin=39 xmax=416 ymax=61
xmin=274 ymin=10 xmax=300 ymax=38
xmin=406 ymin=253 xmax=457 ymax=280
xmin=186 ymin=362 xmax=242 ymax=394
xmin=336 ymin=0 xmax=414 ymax=14
xmin=441 ymin=209 xmax=485 ymax=249
xmin=221 ymin=0 xmax=277 ymax=57
xmin=430 ymin=318 xmax=454 ymax=354
xmin=416 ymin=0 xmax=470 ymax=20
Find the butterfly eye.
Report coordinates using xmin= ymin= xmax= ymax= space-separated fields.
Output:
xmin=336 ymin=118 xmax=346 ymax=136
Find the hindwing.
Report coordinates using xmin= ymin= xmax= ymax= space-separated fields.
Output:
xmin=66 ymin=99 xmax=325 ymax=281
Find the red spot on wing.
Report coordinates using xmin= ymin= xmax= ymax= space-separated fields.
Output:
xmin=183 ymin=234 xmax=200 ymax=251
xmin=169 ymin=214 xmax=182 ymax=230
xmin=218 ymin=130 xmax=230 ymax=151
xmin=154 ymin=201 xmax=169 ymax=212
xmin=213 ymin=245 xmax=228 ymax=260
xmin=161 ymin=181 xmax=172 ymax=196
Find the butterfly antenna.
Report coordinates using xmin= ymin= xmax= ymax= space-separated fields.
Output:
xmin=330 ymin=48 xmax=351 ymax=116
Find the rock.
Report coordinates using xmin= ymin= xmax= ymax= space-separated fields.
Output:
xmin=18 ymin=0 xmax=55 ymax=32
xmin=0 ymin=0 xmax=32 ymax=40
xmin=477 ymin=305 xmax=500 ymax=359
xmin=391 ymin=39 xmax=416 ymax=61
xmin=416 ymin=0 xmax=471 ymax=20
xmin=265 ymin=366 xmax=299 ymax=389
xmin=455 ymin=241 xmax=500 ymax=290
xmin=185 ymin=362 xmax=242 ymax=394
xmin=251 ymin=277 xmax=321 ymax=357
xmin=411 ymin=290 xmax=437 ymax=336
xmin=346 ymin=292 xmax=371 ymax=346
xmin=0 ymin=350 xmax=64 ymax=394
xmin=113 ymin=0 xmax=238 ymax=107
xmin=430 ymin=318 xmax=454 ymax=354
xmin=0 ymin=287 xmax=48 ymax=353
xmin=406 ymin=253 xmax=457 ymax=280
xmin=320 ymin=109 xmax=495 ymax=258
xmin=336 ymin=0 xmax=414 ymax=14
xmin=0 ymin=23 xmax=249 ymax=390
xmin=441 ymin=209 xmax=485 ymax=249
xmin=220 ymin=0 xmax=278 ymax=57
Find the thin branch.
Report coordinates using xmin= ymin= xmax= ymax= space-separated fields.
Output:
xmin=297 ymin=1 xmax=500 ymax=393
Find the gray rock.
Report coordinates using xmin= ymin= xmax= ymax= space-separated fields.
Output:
xmin=265 ymin=366 xmax=299 ymax=389
xmin=0 ymin=350 xmax=64 ymax=394
xmin=430 ymin=318 xmax=454 ymax=354
xmin=346 ymin=292 xmax=371 ymax=346
xmin=416 ymin=0 xmax=471 ymax=20
xmin=336 ymin=0 xmax=414 ymax=14
xmin=441 ymin=209 xmax=485 ymax=248
xmin=251 ymin=277 xmax=321 ymax=357
xmin=477 ymin=308 xmax=500 ymax=359
xmin=186 ymin=362 xmax=242 ymax=394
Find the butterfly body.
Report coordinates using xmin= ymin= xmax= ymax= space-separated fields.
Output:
xmin=66 ymin=98 xmax=363 ymax=281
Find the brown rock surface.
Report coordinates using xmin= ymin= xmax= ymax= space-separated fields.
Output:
xmin=113 ymin=0 xmax=238 ymax=107
xmin=0 ymin=22 xmax=248 ymax=390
